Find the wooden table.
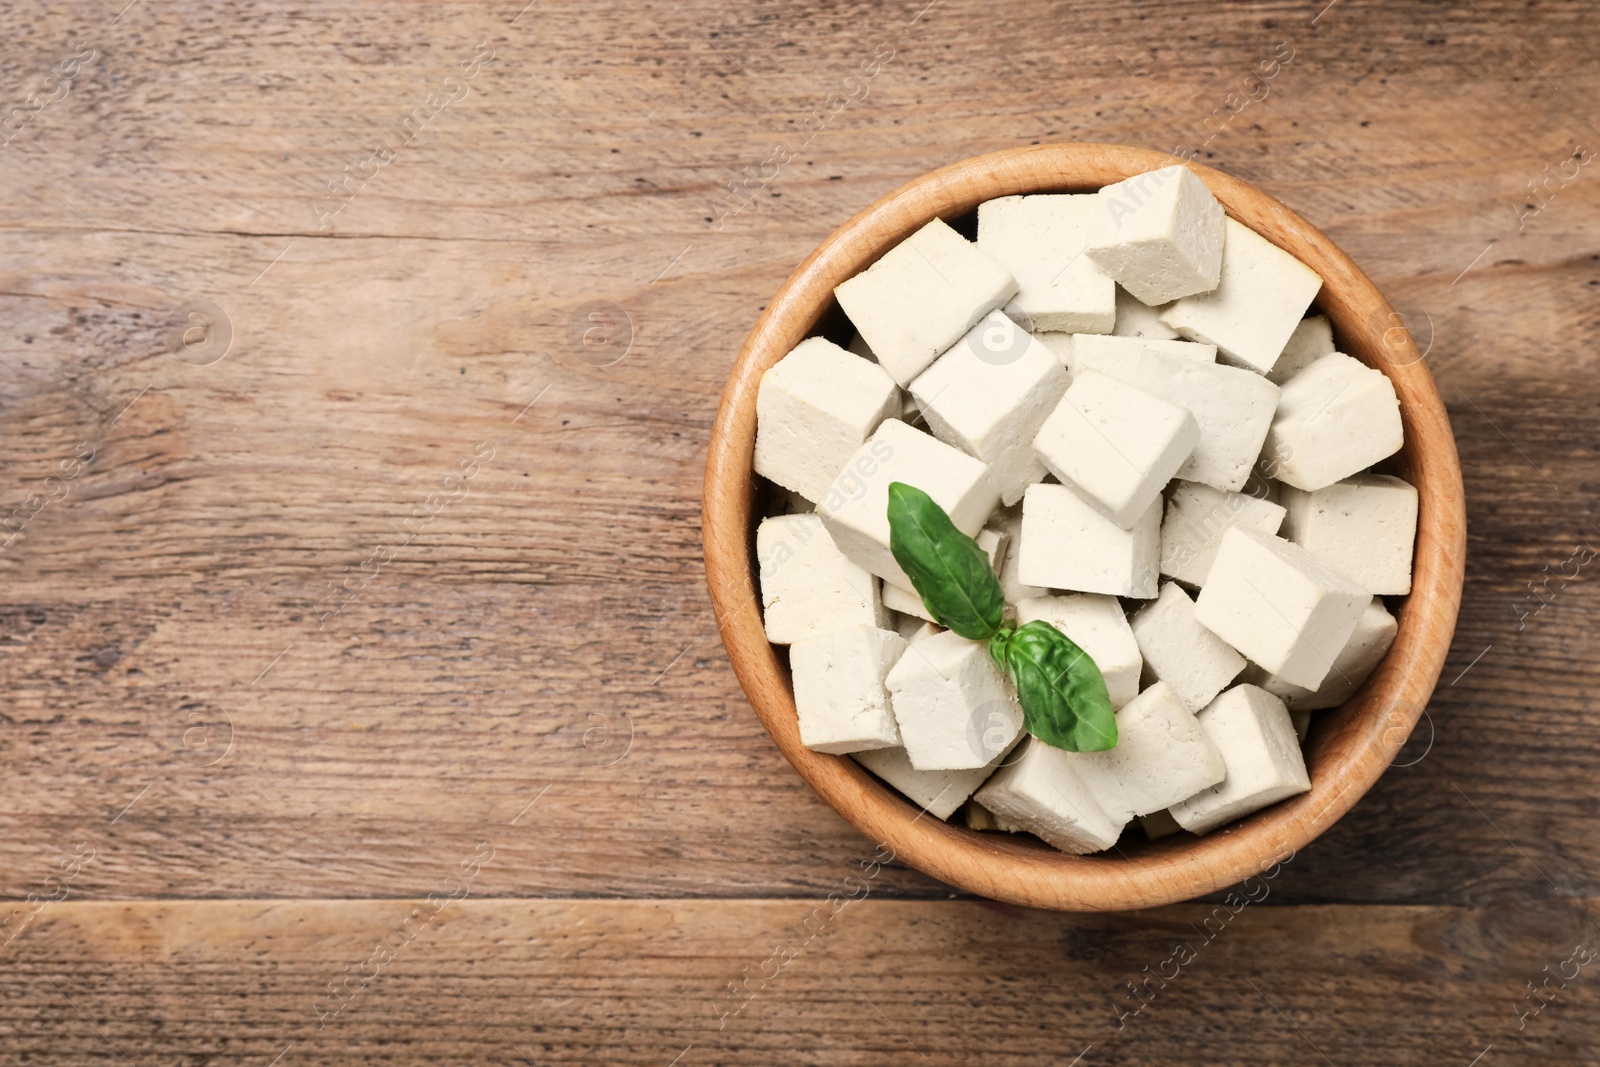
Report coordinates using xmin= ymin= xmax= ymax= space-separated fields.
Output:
xmin=1 ymin=1 xmax=1596 ymax=1063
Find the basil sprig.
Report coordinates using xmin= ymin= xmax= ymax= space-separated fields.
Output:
xmin=886 ymin=482 xmax=1118 ymax=753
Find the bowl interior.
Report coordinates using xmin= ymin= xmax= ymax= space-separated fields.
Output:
xmin=702 ymin=143 xmax=1465 ymax=911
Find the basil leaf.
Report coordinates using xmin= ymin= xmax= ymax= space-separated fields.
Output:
xmin=1000 ymin=619 xmax=1118 ymax=752
xmin=886 ymin=482 xmax=1004 ymax=641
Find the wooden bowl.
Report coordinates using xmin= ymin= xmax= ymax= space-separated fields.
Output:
xmin=702 ymin=143 xmax=1465 ymax=911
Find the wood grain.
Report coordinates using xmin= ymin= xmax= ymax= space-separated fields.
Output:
xmin=0 ymin=0 xmax=1598 ymax=1056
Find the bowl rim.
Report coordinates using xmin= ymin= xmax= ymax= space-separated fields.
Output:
xmin=701 ymin=142 xmax=1466 ymax=911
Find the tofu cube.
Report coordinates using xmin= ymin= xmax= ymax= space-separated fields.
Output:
xmin=1130 ymin=582 xmax=1247 ymax=712
xmin=1139 ymin=809 xmax=1184 ymax=841
xmin=991 ymin=505 xmax=1047 ymax=604
xmin=816 ymin=419 xmax=1001 ymax=592
xmin=1159 ymin=218 xmax=1324 ymax=374
xmin=1170 ymin=685 xmax=1312 ymax=835
xmin=1160 ymin=480 xmax=1288 ymax=586
xmin=835 ymin=217 xmax=1018 ymax=386
xmin=881 ymin=582 xmax=933 ymax=622
xmin=1194 ymin=527 xmax=1371 ymax=689
xmin=1086 ymin=165 xmax=1228 ymax=305
xmin=885 ymin=630 xmax=1022 ymax=770
xmin=853 ymin=740 xmax=1018 ymax=821
xmin=1042 ymin=332 xmax=1216 ymax=374
xmin=1017 ymin=482 xmax=1161 ymax=598
xmin=790 ymin=625 xmax=907 ymax=754
xmin=755 ymin=337 xmax=901 ymax=502
xmin=757 ymin=514 xmax=885 ymax=644
xmin=976 ymin=194 xmax=1116 ymax=333
xmin=1265 ymin=315 xmax=1335 ymax=386
xmin=1243 ymin=595 xmax=1398 ymax=710
xmin=1280 ymin=474 xmax=1418 ymax=595
xmin=1075 ymin=681 xmax=1227 ymax=818
xmin=1034 ymin=369 xmax=1200 ymax=528
xmin=1080 ymin=349 xmax=1279 ymax=491
xmin=1112 ymin=286 xmax=1180 ymax=340
xmin=911 ymin=311 xmax=1069 ymax=505
xmin=974 ymin=736 xmax=1127 ymax=853
xmin=1262 ymin=353 xmax=1404 ymax=491
xmin=1015 ymin=593 xmax=1143 ymax=709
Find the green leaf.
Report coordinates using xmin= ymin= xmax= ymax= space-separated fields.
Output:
xmin=999 ymin=620 xmax=1118 ymax=752
xmin=886 ymin=482 xmax=1004 ymax=641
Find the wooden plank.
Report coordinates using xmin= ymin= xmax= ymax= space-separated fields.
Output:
xmin=0 ymin=0 xmax=1598 ymax=906
xmin=4 ymin=898 xmax=1600 ymax=1065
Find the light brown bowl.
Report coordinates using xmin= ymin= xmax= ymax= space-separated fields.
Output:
xmin=702 ymin=143 xmax=1465 ymax=911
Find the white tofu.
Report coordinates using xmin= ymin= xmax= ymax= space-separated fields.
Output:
xmin=853 ymin=741 xmax=1017 ymax=822
xmin=757 ymin=514 xmax=885 ymax=644
xmin=975 ymin=527 xmax=1008 ymax=572
xmin=1262 ymin=353 xmax=1404 ymax=491
xmin=1075 ymin=681 xmax=1227 ymax=819
xmin=754 ymin=337 xmax=902 ymax=502
xmin=1043 ymin=332 xmax=1216 ymax=375
xmin=1160 ymin=480 xmax=1288 ymax=586
xmin=885 ymin=630 xmax=1022 ymax=770
xmin=1280 ymin=474 xmax=1418 ymax=595
xmin=1265 ymin=315 xmax=1335 ymax=385
xmin=1131 ymin=583 xmax=1247 ymax=712
xmin=1079 ymin=349 xmax=1279 ymax=492
xmin=892 ymin=611 xmax=937 ymax=642
xmin=1017 ymin=483 xmax=1161 ymax=598
xmin=1194 ymin=527 xmax=1371 ymax=690
xmin=1086 ymin=165 xmax=1227 ymax=305
xmin=1170 ymin=684 xmax=1312 ymax=835
xmin=847 ymin=331 xmax=875 ymax=361
xmin=1015 ymin=593 xmax=1143 ymax=709
xmin=1289 ymin=707 xmax=1312 ymax=743
xmin=910 ymin=311 xmax=1069 ymax=505
xmin=816 ymin=419 xmax=1001 ymax=593
xmin=1139 ymin=809 xmax=1184 ymax=841
xmin=976 ymin=194 xmax=1116 ymax=333
xmin=881 ymin=581 xmax=933 ymax=622
xmin=1159 ymin=218 xmax=1323 ymax=375
xmin=790 ymin=625 xmax=907 ymax=754
xmin=1243 ymin=596 xmax=1398 ymax=710
xmin=1113 ymin=286 xmax=1180 ymax=340
xmin=974 ymin=736 xmax=1127 ymax=854
xmin=835 ymin=217 xmax=1018 ymax=386
xmin=1034 ymin=369 xmax=1200 ymax=528
xmin=991 ymin=505 xmax=1046 ymax=604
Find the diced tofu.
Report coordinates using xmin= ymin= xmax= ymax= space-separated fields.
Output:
xmin=835 ymin=218 xmax=1018 ymax=386
xmin=1262 ymin=353 xmax=1403 ymax=491
xmin=847 ymin=331 xmax=875 ymax=361
xmin=991 ymin=505 xmax=1046 ymax=604
xmin=757 ymin=514 xmax=885 ymax=644
xmin=1280 ymin=474 xmax=1418 ymax=595
xmin=1194 ymin=527 xmax=1371 ymax=689
xmin=1265 ymin=315 xmax=1335 ymax=385
xmin=790 ymin=625 xmax=907 ymax=754
xmin=976 ymin=194 xmax=1117 ymax=333
xmin=1112 ymin=286 xmax=1180 ymax=340
xmin=975 ymin=527 xmax=1008 ymax=572
xmin=853 ymin=740 xmax=1018 ymax=822
xmin=1160 ymin=481 xmax=1288 ymax=586
xmin=1017 ymin=483 xmax=1161 ymax=598
xmin=755 ymin=337 xmax=902 ymax=502
xmin=1078 ymin=349 xmax=1279 ymax=492
xmin=1289 ymin=707 xmax=1312 ymax=743
xmin=1131 ymin=583 xmax=1247 ymax=712
xmin=885 ymin=630 xmax=1022 ymax=770
xmin=1015 ymin=593 xmax=1143 ymax=709
xmin=911 ymin=311 xmax=1069 ymax=505
xmin=1086 ymin=165 xmax=1227 ymax=305
xmin=1034 ymin=369 xmax=1200 ymax=528
xmin=1043 ymin=332 xmax=1216 ymax=375
xmin=881 ymin=581 xmax=933 ymax=622
xmin=1243 ymin=596 xmax=1398 ymax=710
xmin=1139 ymin=809 xmax=1184 ymax=841
xmin=1159 ymin=218 xmax=1323 ymax=375
xmin=816 ymin=419 xmax=1000 ymax=592
xmin=1170 ymin=684 xmax=1312 ymax=835
xmin=891 ymin=611 xmax=937 ymax=642
xmin=974 ymin=736 xmax=1127 ymax=853
xmin=1075 ymin=681 xmax=1227 ymax=818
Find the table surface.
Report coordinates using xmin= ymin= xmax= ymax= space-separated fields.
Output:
xmin=2 ymin=1 xmax=1597 ymax=1063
